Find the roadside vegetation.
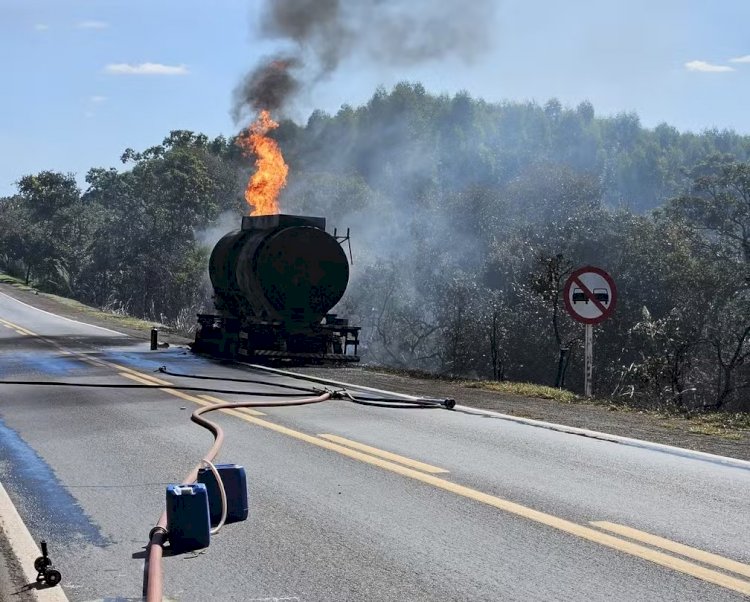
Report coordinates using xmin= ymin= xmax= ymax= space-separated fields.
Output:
xmin=1 ymin=83 xmax=748 ymax=413
xmin=0 ymin=271 xmax=171 ymax=334
xmin=361 ymin=364 xmax=749 ymax=440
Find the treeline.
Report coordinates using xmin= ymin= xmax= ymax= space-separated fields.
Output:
xmin=0 ymin=83 xmax=748 ymax=411
xmin=277 ymin=82 xmax=750 ymax=213
xmin=0 ymin=132 xmax=245 ymax=328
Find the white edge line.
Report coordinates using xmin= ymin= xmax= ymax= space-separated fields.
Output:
xmin=453 ymin=404 xmax=750 ymax=472
xmin=4 ymin=300 xmax=742 ymax=474
xmin=246 ymin=364 xmax=750 ymax=472
xmin=0 ymin=482 xmax=70 ymax=602
xmin=0 ymin=290 xmax=125 ymax=336
xmin=248 ymin=363 xmax=424 ymax=401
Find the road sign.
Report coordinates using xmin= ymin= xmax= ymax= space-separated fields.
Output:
xmin=563 ymin=266 xmax=617 ymax=325
xmin=563 ymin=266 xmax=617 ymax=397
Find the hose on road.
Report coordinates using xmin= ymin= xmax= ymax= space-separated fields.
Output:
xmin=141 ymin=367 xmax=450 ymax=600
xmin=144 ymin=391 xmax=332 ymax=602
xmin=155 ymin=366 xmax=316 ymax=393
xmin=0 ymin=379 xmax=451 ymax=407
xmin=155 ymin=366 xmax=455 ymax=409
xmin=5 ymin=367 xmax=449 ymax=600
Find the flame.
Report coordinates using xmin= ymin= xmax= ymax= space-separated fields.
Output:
xmin=237 ymin=109 xmax=288 ymax=216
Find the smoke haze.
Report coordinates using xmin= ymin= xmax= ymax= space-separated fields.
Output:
xmin=228 ymin=1 xmax=500 ymax=371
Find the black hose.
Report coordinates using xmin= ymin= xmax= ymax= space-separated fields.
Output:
xmin=1 ymin=368 xmax=454 ymax=407
xmin=155 ymin=367 xmax=315 ymax=393
xmin=344 ymin=397 xmax=442 ymax=409
xmin=156 ymin=366 xmax=454 ymax=408
xmin=348 ymin=393 xmax=447 ymax=405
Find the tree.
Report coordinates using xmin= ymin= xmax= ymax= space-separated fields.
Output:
xmin=663 ymin=157 xmax=750 ymax=409
xmin=530 ymin=253 xmax=577 ymax=386
xmin=708 ymin=289 xmax=750 ymax=410
xmin=79 ymin=132 xmax=241 ymax=320
xmin=668 ymin=155 xmax=750 ymax=267
xmin=11 ymin=172 xmax=87 ymax=290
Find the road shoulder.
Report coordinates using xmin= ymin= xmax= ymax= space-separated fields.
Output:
xmin=293 ymin=365 xmax=750 ymax=462
xmin=0 ymin=483 xmax=68 ymax=602
xmin=0 ymin=531 xmax=35 ymax=602
xmin=1 ymin=280 xmax=748 ymax=463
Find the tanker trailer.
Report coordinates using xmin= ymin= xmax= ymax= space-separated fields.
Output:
xmin=193 ymin=214 xmax=360 ymax=362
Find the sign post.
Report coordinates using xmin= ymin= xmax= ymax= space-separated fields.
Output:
xmin=563 ymin=266 xmax=617 ymax=397
xmin=584 ymin=324 xmax=593 ymax=397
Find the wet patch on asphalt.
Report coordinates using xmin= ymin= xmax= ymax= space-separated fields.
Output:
xmin=100 ymin=348 xmax=208 ymax=376
xmin=0 ymin=417 xmax=111 ymax=548
xmin=0 ymin=351 xmax=88 ymax=378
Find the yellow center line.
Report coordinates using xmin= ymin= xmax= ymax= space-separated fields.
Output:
xmin=200 ymin=394 xmax=265 ymax=416
xmin=110 ymin=365 xmax=172 ymax=385
xmin=119 ymin=372 xmax=197 ymax=402
xmin=145 ymin=381 xmax=750 ymax=595
xmin=114 ymin=368 xmax=266 ymax=416
xmin=318 ymin=434 xmax=448 ymax=474
xmin=0 ymin=321 xmax=26 ymax=336
xmin=3 ymin=315 xmax=749 ymax=595
xmin=591 ymin=521 xmax=750 ymax=579
xmin=119 ymin=372 xmax=163 ymax=386
xmin=0 ymin=318 xmax=35 ymax=336
xmin=129 ymin=380 xmax=750 ymax=595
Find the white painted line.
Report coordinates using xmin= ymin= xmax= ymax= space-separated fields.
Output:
xmin=453 ymin=404 xmax=750 ymax=472
xmin=247 ymin=364 xmax=423 ymax=401
xmin=0 ymin=482 xmax=70 ymax=602
xmin=0 ymin=290 xmax=125 ymax=336
xmin=246 ymin=364 xmax=750 ymax=472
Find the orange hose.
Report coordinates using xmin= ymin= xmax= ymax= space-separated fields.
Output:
xmin=144 ymin=392 xmax=331 ymax=601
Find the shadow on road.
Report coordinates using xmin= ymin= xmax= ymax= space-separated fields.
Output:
xmin=14 ymin=579 xmax=59 ymax=596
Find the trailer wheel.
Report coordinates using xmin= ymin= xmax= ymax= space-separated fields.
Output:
xmin=45 ymin=569 xmax=62 ymax=587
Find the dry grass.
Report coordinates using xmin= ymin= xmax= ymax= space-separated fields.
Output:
xmin=682 ymin=412 xmax=750 ymax=440
xmin=0 ymin=273 xmax=33 ymax=290
xmin=363 ymin=365 xmax=579 ymax=403
xmin=613 ymin=407 xmax=750 ymax=441
xmin=463 ymin=380 xmax=579 ymax=404
xmin=49 ymin=294 xmax=163 ymax=330
xmin=363 ymin=363 xmax=748 ymax=440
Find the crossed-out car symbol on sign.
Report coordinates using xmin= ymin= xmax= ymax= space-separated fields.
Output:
xmin=564 ymin=266 xmax=617 ymax=325
xmin=572 ymin=287 xmax=609 ymax=305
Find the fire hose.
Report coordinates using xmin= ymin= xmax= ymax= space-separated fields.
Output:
xmin=143 ymin=391 xmax=332 ymax=602
xmin=2 ymin=372 xmax=452 ymax=601
xmin=140 ymin=370 xmax=451 ymax=600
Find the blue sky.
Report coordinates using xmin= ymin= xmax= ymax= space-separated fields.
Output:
xmin=1 ymin=0 xmax=749 ymax=196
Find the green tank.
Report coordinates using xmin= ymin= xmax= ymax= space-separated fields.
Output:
xmin=208 ymin=214 xmax=349 ymax=329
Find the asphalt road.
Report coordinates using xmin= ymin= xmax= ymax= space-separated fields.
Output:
xmin=1 ymin=290 xmax=749 ymax=601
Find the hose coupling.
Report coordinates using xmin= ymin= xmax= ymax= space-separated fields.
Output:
xmin=148 ymin=526 xmax=169 ymax=542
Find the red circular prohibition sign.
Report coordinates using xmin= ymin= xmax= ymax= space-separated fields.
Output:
xmin=563 ymin=265 xmax=617 ymax=325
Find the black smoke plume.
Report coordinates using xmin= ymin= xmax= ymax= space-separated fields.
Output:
xmin=231 ymin=57 xmax=301 ymax=122
xmin=232 ymin=0 xmax=496 ymax=122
